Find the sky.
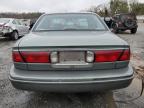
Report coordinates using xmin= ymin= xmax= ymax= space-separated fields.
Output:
xmin=0 ymin=0 xmax=143 ymax=13
xmin=0 ymin=0 xmax=108 ymax=13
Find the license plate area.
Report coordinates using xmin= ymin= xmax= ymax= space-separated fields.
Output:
xmin=59 ymin=51 xmax=85 ymax=64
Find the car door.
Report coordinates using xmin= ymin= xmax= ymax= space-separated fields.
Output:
xmin=20 ymin=22 xmax=29 ymax=35
xmin=15 ymin=19 xmax=25 ymax=36
xmin=12 ymin=19 xmax=22 ymax=36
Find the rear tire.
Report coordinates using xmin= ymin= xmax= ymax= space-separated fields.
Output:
xmin=131 ymin=28 xmax=137 ymax=34
xmin=11 ymin=31 xmax=19 ymax=40
xmin=111 ymin=23 xmax=119 ymax=34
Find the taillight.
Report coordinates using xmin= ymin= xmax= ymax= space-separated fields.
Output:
xmin=12 ymin=51 xmax=50 ymax=63
xmin=21 ymin=52 xmax=50 ymax=63
xmin=119 ymin=49 xmax=130 ymax=61
xmin=0 ymin=25 xmax=10 ymax=30
xmin=94 ymin=49 xmax=130 ymax=62
xmin=12 ymin=51 xmax=23 ymax=62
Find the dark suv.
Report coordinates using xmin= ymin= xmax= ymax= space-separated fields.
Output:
xmin=111 ymin=13 xmax=138 ymax=34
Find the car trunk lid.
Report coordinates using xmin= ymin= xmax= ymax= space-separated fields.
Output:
xmin=13 ymin=31 xmax=130 ymax=70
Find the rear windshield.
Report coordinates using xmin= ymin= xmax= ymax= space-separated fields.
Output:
xmin=0 ymin=18 xmax=10 ymax=24
xmin=120 ymin=14 xmax=136 ymax=20
xmin=33 ymin=14 xmax=107 ymax=31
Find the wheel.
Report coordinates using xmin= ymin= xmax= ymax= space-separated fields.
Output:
xmin=131 ymin=28 xmax=137 ymax=34
xmin=111 ymin=23 xmax=119 ymax=34
xmin=11 ymin=31 xmax=19 ymax=40
xmin=124 ymin=19 xmax=135 ymax=28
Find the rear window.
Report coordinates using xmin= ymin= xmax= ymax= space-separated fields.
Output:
xmin=0 ymin=18 xmax=10 ymax=24
xmin=120 ymin=14 xmax=136 ymax=20
xmin=33 ymin=14 xmax=107 ymax=31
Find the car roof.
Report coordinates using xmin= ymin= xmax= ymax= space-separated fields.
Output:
xmin=43 ymin=12 xmax=98 ymax=16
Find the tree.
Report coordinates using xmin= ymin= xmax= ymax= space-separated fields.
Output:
xmin=87 ymin=5 xmax=110 ymax=17
xmin=87 ymin=0 xmax=144 ymax=16
xmin=110 ymin=0 xmax=129 ymax=15
xmin=130 ymin=0 xmax=144 ymax=15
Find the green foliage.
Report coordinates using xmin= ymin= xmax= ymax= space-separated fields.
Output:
xmin=87 ymin=0 xmax=144 ymax=16
xmin=110 ymin=0 xmax=129 ymax=15
xmin=87 ymin=6 xmax=110 ymax=17
xmin=130 ymin=1 xmax=144 ymax=15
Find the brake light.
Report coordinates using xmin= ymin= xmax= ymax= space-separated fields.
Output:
xmin=119 ymin=49 xmax=130 ymax=61
xmin=12 ymin=51 xmax=23 ymax=62
xmin=21 ymin=52 xmax=50 ymax=63
xmin=95 ymin=49 xmax=130 ymax=62
xmin=12 ymin=51 xmax=50 ymax=63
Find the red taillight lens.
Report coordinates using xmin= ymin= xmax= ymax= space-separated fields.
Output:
xmin=12 ymin=51 xmax=50 ymax=63
xmin=95 ymin=49 xmax=130 ymax=62
xmin=21 ymin=52 xmax=50 ymax=63
xmin=12 ymin=51 xmax=23 ymax=62
xmin=95 ymin=50 xmax=122 ymax=62
xmin=119 ymin=49 xmax=130 ymax=61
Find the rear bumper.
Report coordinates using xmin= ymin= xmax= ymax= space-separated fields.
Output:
xmin=10 ymin=76 xmax=133 ymax=92
xmin=9 ymin=65 xmax=134 ymax=92
xmin=117 ymin=25 xmax=138 ymax=30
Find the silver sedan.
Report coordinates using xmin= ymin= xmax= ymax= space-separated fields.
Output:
xmin=9 ymin=13 xmax=133 ymax=92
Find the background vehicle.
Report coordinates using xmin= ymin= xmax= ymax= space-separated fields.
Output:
xmin=103 ymin=17 xmax=113 ymax=28
xmin=0 ymin=18 xmax=29 ymax=40
xmin=9 ymin=13 xmax=133 ymax=92
xmin=111 ymin=13 xmax=138 ymax=34
xmin=29 ymin=18 xmax=37 ymax=30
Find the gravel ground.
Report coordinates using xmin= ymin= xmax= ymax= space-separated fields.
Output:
xmin=0 ymin=23 xmax=144 ymax=108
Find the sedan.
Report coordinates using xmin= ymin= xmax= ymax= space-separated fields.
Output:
xmin=0 ymin=18 xmax=29 ymax=40
xmin=9 ymin=13 xmax=133 ymax=92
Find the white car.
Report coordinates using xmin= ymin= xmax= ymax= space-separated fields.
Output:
xmin=0 ymin=18 xmax=29 ymax=40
